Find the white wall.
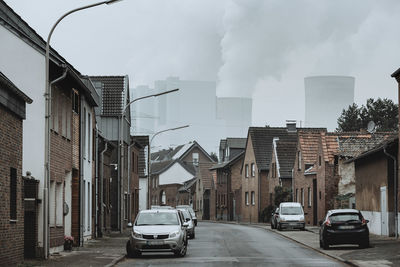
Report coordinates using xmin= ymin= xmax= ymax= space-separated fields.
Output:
xmin=0 ymin=26 xmax=46 ymax=247
xmin=361 ymin=210 xmax=384 ymax=236
xmin=139 ymin=178 xmax=147 ymax=210
xmin=82 ymin=100 xmax=94 ymax=238
xmin=159 ymin=162 xmax=194 ymax=185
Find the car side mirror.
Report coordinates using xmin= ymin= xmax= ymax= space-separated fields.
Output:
xmin=365 ymin=219 xmax=369 ymax=224
xmin=127 ymin=222 xmax=132 ymax=227
xmin=183 ymin=222 xmax=189 ymax=227
xmin=185 ymin=218 xmax=190 ymax=222
xmin=318 ymin=220 xmax=323 ymax=226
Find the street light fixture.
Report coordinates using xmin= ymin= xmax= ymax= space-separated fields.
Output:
xmin=147 ymin=125 xmax=190 ymax=209
xmin=44 ymin=0 xmax=123 ymax=259
xmin=118 ymin=88 xmax=179 ymax=230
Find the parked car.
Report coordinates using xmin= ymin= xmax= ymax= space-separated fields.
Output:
xmin=177 ymin=208 xmax=195 ymax=239
xmin=276 ymin=202 xmax=305 ymax=231
xmin=126 ymin=209 xmax=188 ymax=257
xmin=271 ymin=208 xmax=279 ymax=229
xmin=151 ymin=205 xmax=174 ymax=210
xmin=319 ymin=209 xmax=369 ymax=250
xmin=176 ymin=205 xmax=197 ymax=226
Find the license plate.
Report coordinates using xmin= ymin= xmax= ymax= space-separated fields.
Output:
xmin=289 ymin=223 xmax=297 ymax=226
xmin=338 ymin=225 xmax=355 ymax=229
xmin=146 ymin=240 xmax=164 ymax=245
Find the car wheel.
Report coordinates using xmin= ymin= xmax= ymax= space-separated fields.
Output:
xmin=277 ymin=223 xmax=282 ymax=231
xmin=174 ymin=242 xmax=187 ymax=257
xmin=126 ymin=240 xmax=140 ymax=258
xmin=359 ymin=238 xmax=369 ymax=249
xmin=322 ymin=238 xmax=329 ymax=250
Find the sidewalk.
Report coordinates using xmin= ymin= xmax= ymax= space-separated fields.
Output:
xmin=267 ymin=225 xmax=400 ymax=267
xmin=19 ymin=232 xmax=128 ymax=267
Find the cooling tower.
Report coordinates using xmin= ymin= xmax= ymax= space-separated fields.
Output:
xmin=304 ymin=76 xmax=355 ymax=131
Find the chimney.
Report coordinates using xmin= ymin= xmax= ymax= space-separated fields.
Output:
xmin=286 ymin=120 xmax=297 ymax=132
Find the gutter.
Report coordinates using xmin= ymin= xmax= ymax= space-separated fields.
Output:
xmin=383 ymin=146 xmax=398 ymax=239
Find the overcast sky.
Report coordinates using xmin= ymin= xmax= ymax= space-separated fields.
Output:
xmin=6 ymin=0 xmax=400 ymax=127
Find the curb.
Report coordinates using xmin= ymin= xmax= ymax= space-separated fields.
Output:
xmin=106 ymin=254 xmax=126 ymax=267
xmin=265 ymin=228 xmax=358 ymax=267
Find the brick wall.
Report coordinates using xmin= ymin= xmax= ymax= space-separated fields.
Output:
xmin=0 ymin=104 xmax=24 ymax=265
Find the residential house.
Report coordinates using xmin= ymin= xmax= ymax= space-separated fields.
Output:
xmin=196 ymin=159 xmax=215 ymax=220
xmin=241 ymin=123 xmax=301 ymax=223
xmin=150 ymin=141 xmax=214 ymax=208
xmin=0 ymin=1 xmax=99 ymax=256
xmin=210 ymin=138 xmax=246 ymax=221
xmin=266 ymin=137 xmax=297 ymax=212
xmin=0 ymin=72 xmax=32 ymax=265
xmin=90 ymin=76 xmax=132 ymax=232
xmin=349 ymin=138 xmax=398 ymax=236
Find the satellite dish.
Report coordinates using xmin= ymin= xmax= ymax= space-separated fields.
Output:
xmin=367 ymin=121 xmax=376 ymax=133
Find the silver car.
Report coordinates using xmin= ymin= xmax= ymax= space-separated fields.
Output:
xmin=177 ymin=208 xmax=195 ymax=239
xmin=126 ymin=209 xmax=188 ymax=257
xmin=176 ymin=205 xmax=197 ymax=226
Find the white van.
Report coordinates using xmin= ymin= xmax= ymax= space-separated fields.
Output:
xmin=276 ymin=202 xmax=305 ymax=230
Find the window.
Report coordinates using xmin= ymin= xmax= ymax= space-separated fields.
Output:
xmin=245 ymin=192 xmax=249 ymax=205
xmin=161 ymin=191 xmax=166 ymax=205
xmin=245 ymin=164 xmax=249 ymax=178
xmin=88 ymin=113 xmax=91 ymax=161
xmin=308 ymin=187 xmax=311 ymax=207
xmin=319 ymin=156 xmax=321 ymax=166
xmin=56 ymin=183 xmax=63 ymax=226
xmin=251 ymin=191 xmax=255 ymax=205
xmin=72 ymin=89 xmax=79 ymax=114
xmin=301 ymin=188 xmax=304 ymax=207
xmin=62 ymin=93 xmax=67 ymax=136
xmin=50 ymin=181 xmax=56 ymax=226
xmin=251 ymin=163 xmax=255 ymax=177
xmin=192 ymin=152 xmax=199 ymax=166
xmin=10 ymin=167 xmax=17 ymax=221
xmin=298 ymin=151 xmax=302 ymax=170
xmin=52 ymin=87 xmax=59 ymax=132
xmin=66 ymin=98 xmax=71 ymax=139
xmin=319 ymin=191 xmax=322 ymax=200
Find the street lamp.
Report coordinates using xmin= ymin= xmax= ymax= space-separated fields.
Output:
xmin=119 ymin=88 xmax=179 ymax=230
xmin=44 ymin=0 xmax=123 ymax=259
xmin=147 ymin=125 xmax=190 ymax=209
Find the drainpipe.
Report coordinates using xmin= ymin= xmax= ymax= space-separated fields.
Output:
xmin=43 ymin=66 xmax=67 ymax=257
xmin=94 ymin=124 xmax=99 ymax=237
xmin=99 ymin=140 xmax=108 ymax=237
xmin=384 ymin=146 xmax=398 ymax=239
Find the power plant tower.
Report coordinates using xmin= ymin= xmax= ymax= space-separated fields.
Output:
xmin=304 ymin=76 xmax=355 ymax=131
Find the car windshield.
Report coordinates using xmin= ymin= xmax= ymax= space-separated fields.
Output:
xmin=135 ymin=212 xmax=179 ymax=226
xmin=188 ymin=208 xmax=196 ymax=217
xmin=329 ymin=213 xmax=361 ymax=223
xmin=281 ymin=207 xmax=303 ymax=215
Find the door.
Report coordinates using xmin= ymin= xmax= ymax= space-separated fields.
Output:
xmin=313 ymin=179 xmax=318 ymax=225
xmin=380 ymin=186 xmax=388 ymax=236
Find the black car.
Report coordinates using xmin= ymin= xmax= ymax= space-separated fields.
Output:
xmin=319 ymin=209 xmax=369 ymax=249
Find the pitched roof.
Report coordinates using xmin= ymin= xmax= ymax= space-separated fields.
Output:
xmin=0 ymin=72 xmax=32 ymax=104
xmin=210 ymin=151 xmax=244 ymax=170
xmin=199 ymin=161 xmax=215 ymax=189
xmin=89 ymin=76 xmax=126 ymax=116
xmin=178 ymin=177 xmax=197 ymax=192
xmin=275 ymin=141 xmax=297 ymax=178
xmin=298 ymin=130 xmax=325 ymax=165
xmin=249 ymin=127 xmax=325 ymax=171
xmin=346 ymin=137 xmax=398 ymax=163
xmin=226 ymin=138 xmax=247 ymax=149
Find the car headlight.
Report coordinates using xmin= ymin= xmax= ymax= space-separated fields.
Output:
xmin=169 ymin=231 xmax=180 ymax=238
xmin=132 ymin=231 xmax=142 ymax=238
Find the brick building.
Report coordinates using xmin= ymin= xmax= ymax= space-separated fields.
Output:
xmin=211 ymin=138 xmax=246 ymax=221
xmin=241 ymin=124 xmax=300 ymax=223
xmin=0 ymin=72 xmax=32 ymax=265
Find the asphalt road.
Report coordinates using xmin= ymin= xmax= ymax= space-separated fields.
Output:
xmin=117 ymin=222 xmax=344 ymax=267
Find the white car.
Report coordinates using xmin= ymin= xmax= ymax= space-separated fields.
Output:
xmin=276 ymin=202 xmax=305 ymax=231
xmin=126 ymin=209 xmax=188 ymax=257
xmin=177 ymin=208 xmax=195 ymax=239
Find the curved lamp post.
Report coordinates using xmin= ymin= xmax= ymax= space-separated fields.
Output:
xmin=44 ymin=0 xmax=122 ymax=259
xmin=119 ymin=88 xmax=179 ymax=230
xmin=147 ymin=125 xmax=190 ymax=208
